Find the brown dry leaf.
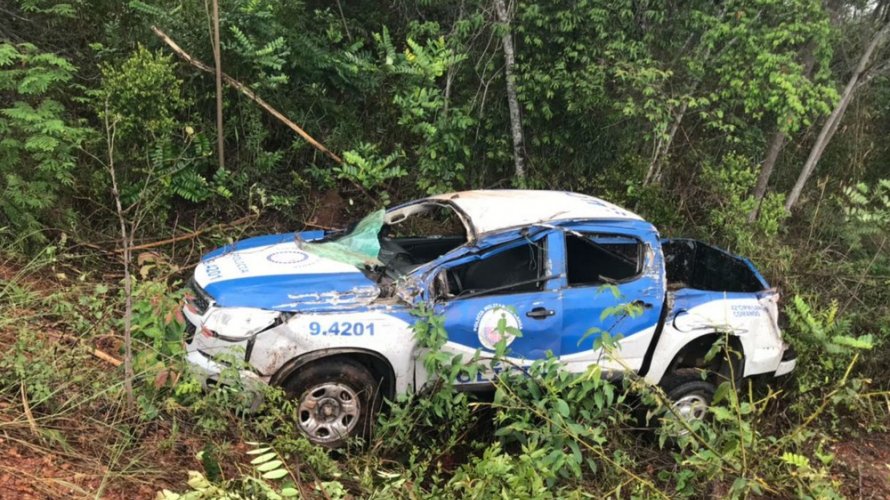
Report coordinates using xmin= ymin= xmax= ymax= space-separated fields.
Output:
xmin=153 ymin=369 xmax=170 ymax=389
xmin=137 ymin=252 xmax=160 ymax=265
xmin=139 ymin=264 xmax=154 ymax=279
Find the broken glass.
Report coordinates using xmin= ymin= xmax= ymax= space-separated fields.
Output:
xmin=302 ymin=209 xmax=385 ymax=267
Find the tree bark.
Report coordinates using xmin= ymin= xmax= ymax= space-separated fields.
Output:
xmin=211 ymin=0 xmax=224 ymax=171
xmin=747 ymin=130 xmax=785 ymax=222
xmin=494 ymin=0 xmax=525 ymax=180
xmin=785 ymin=21 xmax=890 ymax=211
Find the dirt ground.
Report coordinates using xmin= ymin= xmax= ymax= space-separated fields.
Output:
xmin=834 ymin=431 xmax=890 ymax=499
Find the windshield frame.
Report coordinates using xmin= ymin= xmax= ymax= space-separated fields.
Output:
xmin=383 ymin=199 xmax=475 ymax=241
xmin=298 ymin=199 xmax=475 ymax=284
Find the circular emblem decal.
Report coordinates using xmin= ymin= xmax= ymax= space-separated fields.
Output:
xmin=475 ymin=304 xmax=522 ymax=350
xmin=266 ymin=250 xmax=311 ymax=265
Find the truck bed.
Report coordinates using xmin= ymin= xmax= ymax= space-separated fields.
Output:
xmin=662 ymin=239 xmax=767 ymax=293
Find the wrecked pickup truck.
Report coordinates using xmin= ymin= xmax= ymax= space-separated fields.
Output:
xmin=182 ymin=190 xmax=796 ymax=446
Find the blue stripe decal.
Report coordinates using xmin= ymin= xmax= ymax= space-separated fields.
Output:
xmin=203 ymin=272 xmax=378 ymax=311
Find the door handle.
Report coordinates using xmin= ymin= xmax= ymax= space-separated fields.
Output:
xmin=526 ymin=307 xmax=555 ymax=319
xmin=631 ymin=300 xmax=653 ymax=309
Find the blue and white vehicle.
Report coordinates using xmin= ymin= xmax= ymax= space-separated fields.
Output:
xmin=182 ymin=190 xmax=796 ymax=446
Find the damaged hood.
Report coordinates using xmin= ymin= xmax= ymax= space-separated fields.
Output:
xmin=195 ymin=234 xmax=380 ymax=312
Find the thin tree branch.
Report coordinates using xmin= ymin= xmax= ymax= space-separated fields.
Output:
xmin=786 ymin=21 xmax=890 ymax=210
xmin=114 ymin=215 xmax=257 ymax=253
xmin=151 ymin=26 xmax=343 ymax=164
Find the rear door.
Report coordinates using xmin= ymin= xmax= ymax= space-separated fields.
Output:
xmin=553 ymin=224 xmax=666 ymax=373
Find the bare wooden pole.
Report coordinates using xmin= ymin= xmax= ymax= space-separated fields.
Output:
xmin=151 ymin=26 xmax=343 ymax=164
xmin=211 ymin=0 xmax=225 ymax=170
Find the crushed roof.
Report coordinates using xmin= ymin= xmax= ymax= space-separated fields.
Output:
xmin=428 ymin=190 xmax=643 ymax=235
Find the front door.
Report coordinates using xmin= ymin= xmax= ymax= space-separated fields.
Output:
xmin=433 ymin=233 xmax=564 ymax=383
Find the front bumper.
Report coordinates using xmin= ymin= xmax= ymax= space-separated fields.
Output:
xmin=186 ymin=346 xmax=267 ymax=413
xmin=182 ymin=303 xmax=267 ymax=412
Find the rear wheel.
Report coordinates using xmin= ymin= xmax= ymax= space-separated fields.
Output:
xmin=658 ymin=368 xmax=716 ymax=436
xmin=283 ymin=358 xmax=378 ymax=448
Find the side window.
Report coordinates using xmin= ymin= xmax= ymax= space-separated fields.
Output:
xmin=442 ymin=240 xmax=545 ymax=299
xmin=565 ymin=233 xmax=641 ymax=286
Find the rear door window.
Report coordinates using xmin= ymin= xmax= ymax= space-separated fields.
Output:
xmin=564 ymin=233 xmax=642 ymax=286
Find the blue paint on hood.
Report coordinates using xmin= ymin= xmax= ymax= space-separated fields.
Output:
xmin=202 ymin=230 xmax=327 ymax=261
xmin=195 ymin=230 xmax=378 ymax=312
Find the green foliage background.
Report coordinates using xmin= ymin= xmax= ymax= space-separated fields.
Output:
xmin=1 ymin=0 xmax=889 ymax=497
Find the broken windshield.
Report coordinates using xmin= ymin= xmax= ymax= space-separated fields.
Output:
xmin=301 ymin=209 xmax=385 ymax=267
xmin=301 ymin=202 xmax=470 ymax=276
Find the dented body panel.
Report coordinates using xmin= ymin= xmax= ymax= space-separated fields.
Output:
xmin=181 ymin=190 xmax=795 ymax=403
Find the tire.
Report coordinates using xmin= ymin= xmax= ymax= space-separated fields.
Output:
xmin=282 ymin=358 xmax=378 ymax=448
xmin=657 ymin=368 xmax=716 ymax=436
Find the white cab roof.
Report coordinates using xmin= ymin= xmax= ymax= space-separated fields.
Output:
xmin=428 ymin=190 xmax=643 ymax=235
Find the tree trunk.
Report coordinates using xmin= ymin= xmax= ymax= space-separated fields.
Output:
xmin=211 ymin=0 xmax=224 ymax=171
xmin=494 ymin=0 xmax=525 ymax=180
xmin=748 ymin=44 xmax=819 ymax=222
xmin=785 ymin=22 xmax=890 ymax=211
xmin=644 ymin=96 xmax=691 ymax=186
xmin=747 ymin=130 xmax=785 ymax=222
xmin=643 ymin=7 xmax=734 ymax=187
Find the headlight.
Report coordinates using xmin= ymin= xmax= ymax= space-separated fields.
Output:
xmin=202 ymin=308 xmax=280 ymax=340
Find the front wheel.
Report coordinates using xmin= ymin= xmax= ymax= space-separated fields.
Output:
xmin=283 ymin=358 xmax=378 ymax=448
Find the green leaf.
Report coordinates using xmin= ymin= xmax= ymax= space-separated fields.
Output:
xmin=186 ymin=470 xmax=210 ymax=490
xmin=712 ymin=381 xmax=732 ymax=404
xmin=250 ymin=452 xmax=277 ymax=464
xmin=831 ymin=334 xmax=873 ymax=350
xmin=554 ymin=399 xmax=570 ymax=418
xmin=256 ymin=460 xmax=284 ymax=472
xmin=710 ymin=406 xmax=732 ymax=421
xmin=280 ymin=487 xmax=299 ymax=497
xmin=781 ymin=452 xmax=810 ymax=469
xmin=262 ymin=469 xmax=289 ymax=480
xmin=0 ymin=44 xmax=19 ymax=67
